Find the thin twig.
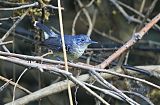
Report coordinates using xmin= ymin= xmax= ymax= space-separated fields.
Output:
xmin=96 ymin=67 xmax=160 ymax=90
xmin=123 ymin=91 xmax=154 ymax=105
xmin=117 ymin=1 xmax=160 ymax=30
xmin=0 ymin=1 xmax=28 ymax=7
xmin=109 ymin=0 xmax=141 ymax=23
xmin=0 ymin=79 xmax=12 ymax=92
xmin=137 ymin=0 xmax=158 ymax=30
xmin=12 ymin=68 xmax=28 ymax=105
xmin=0 ymin=75 xmax=31 ymax=94
xmin=0 ymin=40 xmax=10 ymax=52
xmin=93 ymin=27 xmax=123 ymax=44
xmin=0 ymin=8 xmax=30 ymax=52
xmin=68 ymin=75 xmax=110 ymax=105
xmin=72 ymin=0 xmax=95 ymax=35
xmin=84 ymin=82 xmax=124 ymax=101
xmin=79 ymin=17 xmax=123 ymax=43
xmin=45 ymin=4 xmax=64 ymax=10
xmin=86 ymin=0 xmax=95 ymax=7
xmin=86 ymin=48 xmax=118 ymax=51
xmin=90 ymin=70 xmax=140 ymax=105
xmin=0 ymin=41 xmax=13 ymax=46
xmin=76 ymin=0 xmax=93 ymax=36
xmin=139 ymin=0 xmax=146 ymax=16
xmin=72 ymin=10 xmax=82 ymax=35
xmin=37 ymin=0 xmax=64 ymax=10
xmin=57 ymin=0 xmax=73 ymax=105
xmin=0 ymin=16 xmax=20 ymax=21
xmin=1 ymin=9 xmax=30 ymax=41
xmin=0 ymin=2 xmax=38 ymax=11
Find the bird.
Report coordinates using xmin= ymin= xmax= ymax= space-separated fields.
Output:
xmin=34 ymin=21 xmax=97 ymax=61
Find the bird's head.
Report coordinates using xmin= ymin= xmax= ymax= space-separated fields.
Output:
xmin=74 ymin=34 xmax=97 ymax=47
xmin=69 ymin=35 xmax=97 ymax=58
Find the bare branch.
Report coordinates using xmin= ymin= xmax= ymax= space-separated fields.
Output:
xmin=1 ymin=9 xmax=30 ymax=41
xmin=117 ymin=1 xmax=160 ymax=30
xmin=0 ymin=56 xmax=109 ymax=105
xmin=97 ymin=13 xmax=160 ymax=69
xmin=0 ymin=76 xmax=31 ymax=94
xmin=0 ymin=2 xmax=38 ymax=11
xmin=76 ymin=0 xmax=93 ymax=36
xmin=109 ymin=0 xmax=141 ymax=23
xmin=0 ymin=41 xmax=13 ymax=46
xmin=0 ymin=16 xmax=20 ymax=21
xmin=0 ymin=79 xmax=12 ymax=92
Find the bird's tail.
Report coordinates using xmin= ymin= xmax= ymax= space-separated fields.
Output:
xmin=34 ymin=21 xmax=57 ymax=38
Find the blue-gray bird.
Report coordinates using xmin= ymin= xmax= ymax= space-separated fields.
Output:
xmin=34 ymin=21 xmax=97 ymax=60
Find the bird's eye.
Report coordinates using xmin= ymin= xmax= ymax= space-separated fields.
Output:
xmin=77 ymin=38 xmax=84 ymax=42
xmin=81 ymin=39 xmax=84 ymax=42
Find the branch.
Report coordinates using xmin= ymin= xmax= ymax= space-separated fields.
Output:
xmin=123 ymin=91 xmax=154 ymax=105
xmin=0 ymin=51 xmax=159 ymax=89
xmin=4 ymin=63 xmax=157 ymax=105
xmin=0 ymin=1 xmax=28 ymax=7
xmin=0 ymin=52 xmax=159 ymax=104
xmin=0 ymin=16 xmax=20 ymax=21
xmin=76 ymin=0 xmax=93 ymax=36
xmin=4 ymin=73 xmax=105 ymax=105
xmin=38 ymin=0 xmax=64 ymax=10
xmin=0 ymin=51 xmax=160 ymax=85
xmin=0 ymin=2 xmax=38 ymax=11
xmin=109 ymin=0 xmax=141 ymax=23
xmin=0 ymin=75 xmax=31 ymax=94
xmin=72 ymin=0 xmax=95 ymax=35
xmin=137 ymin=0 xmax=158 ymax=30
xmin=117 ymin=0 xmax=160 ymax=30
xmin=0 ymin=41 xmax=13 ymax=46
xmin=0 ymin=9 xmax=30 ymax=53
xmin=90 ymin=70 xmax=139 ymax=105
xmin=84 ymin=82 xmax=124 ymax=101
xmin=1 ymin=56 xmax=109 ymax=105
xmin=0 ymin=79 xmax=11 ymax=92
xmin=97 ymin=13 xmax=160 ymax=69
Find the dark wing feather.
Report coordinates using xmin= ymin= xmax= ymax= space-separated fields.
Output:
xmin=41 ymin=35 xmax=74 ymax=53
xmin=34 ymin=21 xmax=58 ymax=38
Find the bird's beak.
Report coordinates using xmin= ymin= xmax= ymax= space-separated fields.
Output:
xmin=90 ymin=40 xmax=98 ymax=44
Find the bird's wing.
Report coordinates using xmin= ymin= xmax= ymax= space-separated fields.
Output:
xmin=34 ymin=21 xmax=58 ymax=38
xmin=42 ymin=37 xmax=62 ymax=51
xmin=41 ymin=35 xmax=74 ymax=53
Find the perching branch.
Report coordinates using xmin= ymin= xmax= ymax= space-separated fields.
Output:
xmin=0 ymin=51 xmax=159 ymax=89
xmin=0 ymin=56 xmax=109 ymax=105
xmin=0 ymin=51 xmax=159 ymax=105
